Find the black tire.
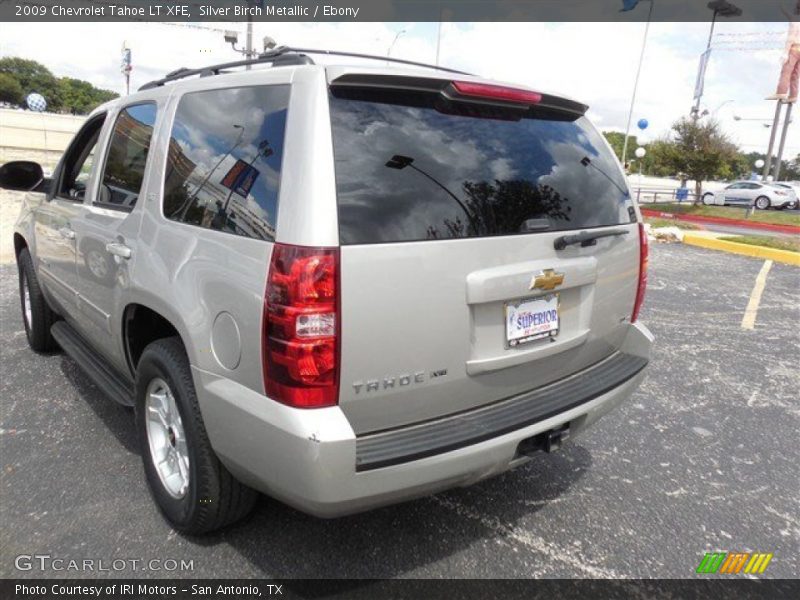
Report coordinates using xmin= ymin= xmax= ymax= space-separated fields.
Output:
xmin=17 ymin=248 xmax=59 ymax=352
xmin=754 ymin=196 xmax=771 ymax=210
xmin=135 ymin=337 xmax=257 ymax=534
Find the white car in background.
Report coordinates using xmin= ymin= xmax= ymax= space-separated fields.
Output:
xmin=702 ymin=181 xmax=797 ymax=210
xmin=771 ymin=183 xmax=800 ymax=209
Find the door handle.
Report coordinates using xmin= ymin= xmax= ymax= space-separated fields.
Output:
xmin=58 ymin=227 xmax=75 ymax=240
xmin=105 ymin=242 xmax=132 ymax=259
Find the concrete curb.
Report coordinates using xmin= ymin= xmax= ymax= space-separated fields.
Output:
xmin=641 ymin=208 xmax=800 ymax=235
xmin=682 ymin=233 xmax=800 ymax=266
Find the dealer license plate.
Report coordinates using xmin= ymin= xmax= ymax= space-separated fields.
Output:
xmin=505 ymin=294 xmax=559 ymax=347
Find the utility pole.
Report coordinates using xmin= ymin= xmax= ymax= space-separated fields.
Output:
xmin=691 ymin=1 xmax=742 ymax=119
xmin=435 ymin=20 xmax=443 ymax=66
xmin=245 ymin=16 xmax=253 ymax=70
xmin=121 ymin=41 xmax=132 ymax=95
xmin=691 ymin=11 xmax=717 ymax=118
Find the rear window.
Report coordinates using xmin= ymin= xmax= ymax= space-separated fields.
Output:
xmin=162 ymin=85 xmax=289 ymax=241
xmin=330 ymin=88 xmax=634 ymax=245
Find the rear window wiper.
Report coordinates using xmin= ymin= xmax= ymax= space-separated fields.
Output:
xmin=554 ymin=228 xmax=629 ymax=250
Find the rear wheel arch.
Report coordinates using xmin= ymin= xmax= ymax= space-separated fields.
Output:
xmin=123 ymin=304 xmax=185 ymax=375
xmin=14 ymin=233 xmax=28 ymax=260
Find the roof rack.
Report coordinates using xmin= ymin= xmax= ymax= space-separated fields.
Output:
xmin=138 ymin=46 xmax=470 ymax=91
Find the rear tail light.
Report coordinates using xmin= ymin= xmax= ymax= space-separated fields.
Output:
xmin=451 ymin=81 xmax=543 ymax=105
xmin=631 ymin=222 xmax=648 ymax=323
xmin=263 ymin=244 xmax=340 ymax=408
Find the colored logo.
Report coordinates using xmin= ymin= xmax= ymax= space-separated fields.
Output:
xmin=530 ymin=269 xmax=565 ymax=291
xmin=696 ymin=552 xmax=773 ymax=575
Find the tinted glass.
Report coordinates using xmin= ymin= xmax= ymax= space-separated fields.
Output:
xmin=330 ymin=92 xmax=634 ymax=245
xmin=99 ymin=103 xmax=157 ymax=209
xmin=162 ymin=85 xmax=290 ymax=241
xmin=57 ymin=115 xmax=105 ymax=200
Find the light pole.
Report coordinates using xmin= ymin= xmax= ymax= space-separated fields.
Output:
xmin=385 ymin=154 xmax=475 ymax=229
xmin=178 ymin=125 xmax=245 ymax=219
xmin=223 ymin=17 xmax=262 ymax=66
xmin=387 ymin=29 xmax=406 ymax=57
xmin=697 ymin=99 xmax=734 ymax=118
xmin=691 ymin=1 xmax=742 ymax=119
xmin=620 ymin=0 xmax=655 ymax=171
xmin=733 ymin=115 xmax=784 ymax=123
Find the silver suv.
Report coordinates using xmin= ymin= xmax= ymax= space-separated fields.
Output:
xmin=3 ymin=48 xmax=653 ymax=534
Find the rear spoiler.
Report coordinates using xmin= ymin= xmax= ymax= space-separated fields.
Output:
xmin=329 ymin=73 xmax=588 ymax=117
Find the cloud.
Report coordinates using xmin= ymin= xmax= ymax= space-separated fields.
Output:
xmin=0 ymin=20 xmax=795 ymax=155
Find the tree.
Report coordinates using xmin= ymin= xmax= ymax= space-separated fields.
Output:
xmin=603 ymin=131 xmax=646 ymax=170
xmin=628 ymin=139 xmax=674 ymax=178
xmin=58 ymin=77 xmax=118 ymax=114
xmin=659 ymin=117 xmax=738 ymax=202
xmin=0 ymin=57 xmax=62 ymax=110
xmin=0 ymin=57 xmax=119 ymax=114
xmin=0 ymin=72 xmax=23 ymax=105
xmin=785 ymin=154 xmax=800 ymax=180
xmin=603 ymin=131 xmax=630 ymax=162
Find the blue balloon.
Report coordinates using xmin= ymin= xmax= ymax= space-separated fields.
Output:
xmin=637 ymin=118 xmax=649 ymax=130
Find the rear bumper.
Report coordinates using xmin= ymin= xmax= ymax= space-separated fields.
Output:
xmin=195 ymin=322 xmax=653 ymax=518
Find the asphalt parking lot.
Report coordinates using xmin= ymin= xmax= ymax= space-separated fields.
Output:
xmin=0 ymin=243 xmax=798 ymax=579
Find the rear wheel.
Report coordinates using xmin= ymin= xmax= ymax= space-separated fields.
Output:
xmin=754 ymin=196 xmax=771 ymax=210
xmin=17 ymin=248 xmax=59 ymax=352
xmin=135 ymin=337 xmax=257 ymax=534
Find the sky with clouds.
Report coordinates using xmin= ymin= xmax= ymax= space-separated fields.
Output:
xmin=0 ymin=20 xmax=796 ymax=156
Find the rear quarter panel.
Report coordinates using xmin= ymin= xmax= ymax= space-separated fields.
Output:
xmin=131 ymin=67 xmax=333 ymax=395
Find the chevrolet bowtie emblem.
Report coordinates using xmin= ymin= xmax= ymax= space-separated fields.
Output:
xmin=530 ymin=269 xmax=565 ymax=291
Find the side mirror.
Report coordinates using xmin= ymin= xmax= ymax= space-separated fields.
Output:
xmin=0 ymin=161 xmax=45 ymax=192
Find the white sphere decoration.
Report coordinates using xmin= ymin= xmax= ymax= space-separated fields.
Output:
xmin=26 ymin=93 xmax=47 ymax=112
xmin=754 ymin=159 xmax=765 ymax=169
xmin=635 ymin=147 xmax=647 ymax=159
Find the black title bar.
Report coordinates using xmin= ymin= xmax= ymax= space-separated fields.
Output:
xmin=2 ymin=578 xmax=800 ymax=600
xmin=2 ymin=0 xmax=790 ymax=22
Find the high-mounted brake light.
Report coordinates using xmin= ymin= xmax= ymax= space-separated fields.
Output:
xmin=451 ymin=81 xmax=543 ymax=105
xmin=631 ymin=223 xmax=648 ymax=323
xmin=263 ymin=244 xmax=340 ymax=408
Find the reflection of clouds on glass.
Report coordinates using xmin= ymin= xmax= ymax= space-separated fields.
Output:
xmin=538 ymin=141 xmax=625 ymax=228
xmin=331 ymin=96 xmax=632 ymax=245
xmin=489 ymin=157 xmax=516 ymax=181
xmin=162 ymin=85 xmax=290 ymax=241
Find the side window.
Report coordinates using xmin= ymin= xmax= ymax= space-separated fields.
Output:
xmin=56 ymin=114 xmax=106 ymax=201
xmin=97 ymin=103 xmax=158 ymax=210
xmin=162 ymin=85 xmax=290 ymax=241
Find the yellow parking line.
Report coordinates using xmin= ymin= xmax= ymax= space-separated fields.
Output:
xmin=741 ymin=260 xmax=773 ymax=330
xmin=682 ymin=233 xmax=800 ymax=266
